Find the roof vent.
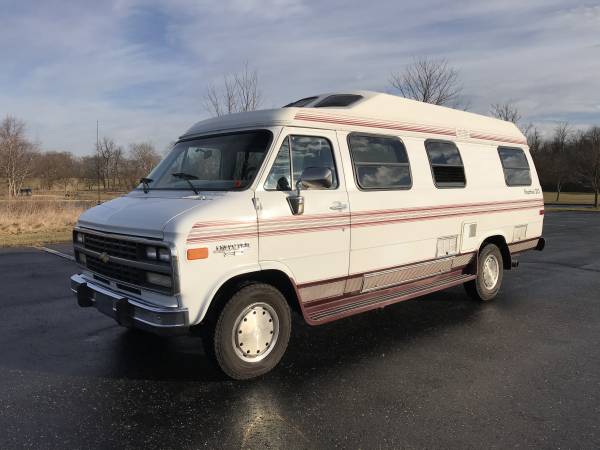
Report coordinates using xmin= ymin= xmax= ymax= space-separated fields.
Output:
xmin=283 ymin=96 xmax=319 ymax=107
xmin=314 ymin=94 xmax=363 ymax=108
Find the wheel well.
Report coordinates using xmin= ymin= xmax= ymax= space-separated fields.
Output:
xmin=199 ymin=270 xmax=301 ymax=326
xmin=480 ymin=235 xmax=511 ymax=270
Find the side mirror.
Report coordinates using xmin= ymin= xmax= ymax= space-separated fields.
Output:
xmin=286 ymin=167 xmax=333 ymax=216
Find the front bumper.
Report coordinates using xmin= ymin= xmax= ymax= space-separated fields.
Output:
xmin=71 ymin=274 xmax=189 ymax=336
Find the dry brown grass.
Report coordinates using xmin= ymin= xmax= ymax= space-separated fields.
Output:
xmin=0 ymin=199 xmax=95 ymax=247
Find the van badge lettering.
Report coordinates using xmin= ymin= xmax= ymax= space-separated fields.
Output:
xmin=214 ymin=243 xmax=250 ymax=257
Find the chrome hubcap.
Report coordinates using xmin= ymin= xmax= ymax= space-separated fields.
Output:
xmin=232 ymin=302 xmax=279 ymax=362
xmin=482 ymin=254 xmax=500 ymax=289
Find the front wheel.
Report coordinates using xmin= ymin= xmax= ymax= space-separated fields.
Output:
xmin=464 ymin=243 xmax=504 ymax=301
xmin=211 ymin=283 xmax=292 ymax=380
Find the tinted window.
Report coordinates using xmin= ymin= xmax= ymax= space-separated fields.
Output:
xmin=146 ymin=130 xmax=272 ymax=191
xmin=425 ymin=140 xmax=466 ymax=188
xmin=265 ymin=135 xmax=338 ymax=190
xmin=314 ymin=94 xmax=363 ymax=108
xmin=348 ymin=133 xmax=411 ymax=189
xmin=283 ymin=96 xmax=318 ymax=107
xmin=498 ymin=147 xmax=532 ymax=186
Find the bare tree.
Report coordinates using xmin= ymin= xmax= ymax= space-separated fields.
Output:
xmin=0 ymin=116 xmax=38 ymax=197
xmin=79 ymin=155 xmax=99 ymax=190
xmin=490 ymin=102 xmax=522 ymax=124
xmin=389 ymin=58 xmax=465 ymax=107
xmin=96 ymin=137 xmax=123 ymax=190
xmin=550 ymin=122 xmax=571 ymax=202
xmin=204 ymin=63 xmax=262 ymax=117
xmin=526 ymin=126 xmax=542 ymax=156
xmin=34 ymin=151 xmax=76 ymax=192
xmin=128 ymin=142 xmax=161 ymax=186
xmin=574 ymin=127 xmax=600 ymax=207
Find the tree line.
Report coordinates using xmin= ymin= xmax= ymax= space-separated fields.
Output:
xmin=2 ymin=59 xmax=599 ymax=205
xmin=0 ymin=116 xmax=161 ymax=196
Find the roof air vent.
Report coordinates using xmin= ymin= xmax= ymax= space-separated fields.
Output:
xmin=283 ymin=96 xmax=319 ymax=107
xmin=314 ymin=94 xmax=363 ymax=108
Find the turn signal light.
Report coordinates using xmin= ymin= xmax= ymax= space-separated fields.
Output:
xmin=187 ymin=247 xmax=209 ymax=260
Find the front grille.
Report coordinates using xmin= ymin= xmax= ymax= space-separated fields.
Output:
xmin=86 ymin=254 xmax=146 ymax=286
xmin=74 ymin=230 xmax=174 ymax=294
xmin=84 ymin=233 xmax=140 ymax=260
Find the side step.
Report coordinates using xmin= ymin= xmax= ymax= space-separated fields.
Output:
xmin=303 ymin=270 xmax=476 ymax=325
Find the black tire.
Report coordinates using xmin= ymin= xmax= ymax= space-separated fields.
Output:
xmin=464 ymin=243 xmax=504 ymax=302
xmin=211 ymin=283 xmax=291 ymax=380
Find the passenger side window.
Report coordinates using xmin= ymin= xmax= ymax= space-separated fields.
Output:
xmin=425 ymin=140 xmax=466 ymax=188
xmin=498 ymin=147 xmax=532 ymax=186
xmin=347 ymin=133 xmax=411 ymax=190
xmin=264 ymin=135 xmax=338 ymax=190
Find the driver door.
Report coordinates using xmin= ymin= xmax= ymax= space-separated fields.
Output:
xmin=255 ymin=128 xmax=350 ymax=300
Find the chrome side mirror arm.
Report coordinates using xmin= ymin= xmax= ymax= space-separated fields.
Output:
xmin=287 ymin=179 xmax=305 ymax=215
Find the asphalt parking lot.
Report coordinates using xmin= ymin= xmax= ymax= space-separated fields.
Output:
xmin=1 ymin=211 xmax=599 ymax=449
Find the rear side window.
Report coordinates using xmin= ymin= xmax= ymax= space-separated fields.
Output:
xmin=425 ymin=140 xmax=466 ymax=188
xmin=348 ymin=133 xmax=412 ymax=190
xmin=498 ymin=147 xmax=532 ymax=186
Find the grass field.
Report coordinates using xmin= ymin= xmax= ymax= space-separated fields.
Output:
xmin=0 ymin=198 xmax=101 ymax=247
xmin=0 ymin=190 xmax=597 ymax=248
xmin=543 ymin=192 xmax=598 ymax=205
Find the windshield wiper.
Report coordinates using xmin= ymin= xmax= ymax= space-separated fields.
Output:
xmin=140 ymin=177 xmax=153 ymax=194
xmin=172 ymin=172 xmax=200 ymax=195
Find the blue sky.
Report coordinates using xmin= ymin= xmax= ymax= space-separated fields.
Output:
xmin=1 ymin=0 xmax=599 ymax=155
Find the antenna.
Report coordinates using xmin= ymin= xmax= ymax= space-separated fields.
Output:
xmin=96 ymin=120 xmax=100 ymax=205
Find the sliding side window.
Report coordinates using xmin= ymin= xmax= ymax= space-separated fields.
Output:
xmin=498 ymin=147 xmax=532 ymax=186
xmin=425 ymin=140 xmax=466 ymax=188
xmin=348 ymin=133 xmax=412 ymax=190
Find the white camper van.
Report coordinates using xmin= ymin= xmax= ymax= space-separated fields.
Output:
xmin=71 ymin=91 xmax=545 ymax=379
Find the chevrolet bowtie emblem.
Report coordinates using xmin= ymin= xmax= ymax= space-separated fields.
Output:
xmin=99 ymin=252 xmax=110 ymax=264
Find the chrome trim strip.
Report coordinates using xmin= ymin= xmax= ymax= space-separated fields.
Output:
xmin=73 ymin=243 xmax=171 ymax=274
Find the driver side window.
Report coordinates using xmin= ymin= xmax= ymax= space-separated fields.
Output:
xmin=265 ymin=135 xmax=338 ymax=191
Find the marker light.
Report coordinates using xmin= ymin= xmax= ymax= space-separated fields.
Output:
xmin=187 ymin=248 xmax=209 ymax=260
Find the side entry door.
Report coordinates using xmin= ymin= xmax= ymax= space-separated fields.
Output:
xmin=255 ymin=128 xmax=350 ymax=296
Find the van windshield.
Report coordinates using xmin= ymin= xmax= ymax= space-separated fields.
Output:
xmin=141 ymin=130 xmax=272 ymax=192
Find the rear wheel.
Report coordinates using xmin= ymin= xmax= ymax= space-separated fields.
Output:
xmin=210 ymin=283 xmax=291 ymax=380
xmin=465 ymin=243 xmax=503 ymax=301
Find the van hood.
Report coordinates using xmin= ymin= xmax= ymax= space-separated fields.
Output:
xmin=76 ymin=191 xmax=224 ymax=239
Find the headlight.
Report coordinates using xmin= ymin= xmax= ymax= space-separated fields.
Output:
xmin=146 ymin=246 xmax=170 ymax=262
xmin=75 ymin=232 xmax=84 ymax=244
xmin=158 ymin=248 xmax=171 ymax=262
xmin=146 ymin=272 xmax=172 ymax=288
xmin=146 ymin=246 xmax=157 ymax=260
xmin=78 ymin=253 xmax=87 ymax=264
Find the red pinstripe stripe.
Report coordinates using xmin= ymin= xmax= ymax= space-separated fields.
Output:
xmin=294 ymin=112 xmax=528 ymax=146
xmin=351 ymin=203 xmax=542 ymax=228
xmin=295 ymin=113 xmax=456 ymax=136
xmin=186 ymin=199 xmax=543 ymax=242
xmin=351 ymin=199 xmax=542 ymax=218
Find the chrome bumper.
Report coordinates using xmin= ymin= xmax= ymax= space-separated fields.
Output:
xmin=70 ymin=274 xmax=189 ymax=335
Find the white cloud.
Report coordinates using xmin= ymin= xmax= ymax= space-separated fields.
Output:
xmin=0 ymin=0 xmax=599 ymax=154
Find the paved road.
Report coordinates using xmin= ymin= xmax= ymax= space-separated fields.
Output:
xmin=1 ymin=212 xmax=599 ymax=449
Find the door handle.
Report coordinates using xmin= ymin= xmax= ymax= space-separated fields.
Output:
xmin=329 ymin=201 xmax=348 ymax=211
